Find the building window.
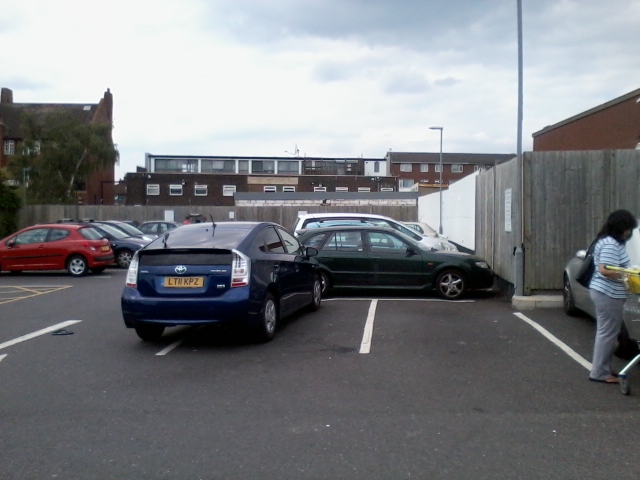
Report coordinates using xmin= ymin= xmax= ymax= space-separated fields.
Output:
xmin=194 ymin=184 xmax=208 ymax=196
xmin=380 ymin=187 xmax=394 ymax=192
xmin=146 ymin=184 xmax=160 ymax=196
xmin=420 ymin=164 xmax=429 ymax=172
xmin=451 ymin=164 xmax=463 ymax=173
xmin=201 ymin=159 xmax=235 ymax=173
xmin=252 ymin=160 xmax=275 ymax=174
xmin=314 ymin=186 xmax=327 ymax=192
xmin=435 ymin=164 xmax=442 ymax=173
xmin=282 ymin=186 xmax=296 ymax=192
xmin=169 ymin=184 xmax=183 ymax=196
xmin=357 ymin=187 xmax=371 ymax=192
xmin=399 ymin=179 xmax=415 ymax=189
xmin=277 ymin=161 xmax=299 ymax=174
xmin=238 ymin=160 xmax=249 ymax=174
xmin=335 ymin=187 xmax=349 ymax=192
xmin=374 ymin=161 xmax=380 ymax=173
xmin=264 ymin=186 xmax=277 ymax=192
xmin=223 ymin=185 xmax=236 ymax=197
xmin=154 ymin=158 xmax=197 ymax=172
xmin=4 ymin=140 xmax=15 ymax=155
xmin=399 ymin=163 xmax=412 ymax=172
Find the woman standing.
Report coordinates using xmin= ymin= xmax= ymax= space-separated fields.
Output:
xmin=589 ymin=209 xmax=638 ymax=384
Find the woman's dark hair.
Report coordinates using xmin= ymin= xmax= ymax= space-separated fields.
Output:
xmin=597 ymin=209 xmax=638 ymax=243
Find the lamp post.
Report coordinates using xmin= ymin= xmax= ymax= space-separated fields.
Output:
xmin=429 ymin=126 xmax=444 ymax=235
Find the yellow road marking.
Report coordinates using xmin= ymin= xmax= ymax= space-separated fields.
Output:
xmin=0 ymin=286 xmax=72 ymax=305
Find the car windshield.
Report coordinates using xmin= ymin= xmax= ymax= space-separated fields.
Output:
xmin=111 ymin=222 xmax=146 ymax=237
xmin=95 ymin=223 xmax=129 ymax=239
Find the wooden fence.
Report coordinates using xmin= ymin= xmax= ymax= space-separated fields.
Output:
xmin=18 ymin=205 xmax=418 ymax=234
xmin=476 ymin=150 xmax=640 ymax=294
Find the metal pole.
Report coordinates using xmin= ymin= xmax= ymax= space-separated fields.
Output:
xmin=429 ymin=126 xmax=444 ymax=235
xmin=514 ymin=0 xmax=525 ymax=296
xmin=438 ymin=129 xmax=443 ymax=235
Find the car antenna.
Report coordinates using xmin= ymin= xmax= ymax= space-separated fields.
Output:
xmin=211 ymin=219 xmax=217 ymax=237
xmin=163 ymin=232 xmax=169 ymax=248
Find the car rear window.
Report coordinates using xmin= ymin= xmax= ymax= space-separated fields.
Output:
xmin=79 ymin=227 xmax=105 ymax=240
xmin=145 ymin=223 xmax=252 ymax=251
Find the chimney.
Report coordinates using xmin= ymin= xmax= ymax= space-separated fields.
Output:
xmin=1 ymin=88 xmax=13 ymax=104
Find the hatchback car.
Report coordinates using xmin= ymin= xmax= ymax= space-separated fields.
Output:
xmin=293 ymin=213 xmax=458 ymax=252
xmin=0 ymin=223 xmax=114 ymax=276
xmin=121 ymin=221 xmax=322 ymax=342
xmin=297 ymin=225 xmax=493 ymax=299
xmin=98 ymin=220 xmax=155 ymax=242
xmin=88 ymin=222 xmax=150 ymax=268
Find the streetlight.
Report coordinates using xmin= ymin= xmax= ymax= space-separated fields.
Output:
xmin=429 ymin=126 xmax=444 ymax=235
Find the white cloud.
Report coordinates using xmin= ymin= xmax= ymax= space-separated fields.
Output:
xmin=0 ymin=0 xmax=638 ymax=180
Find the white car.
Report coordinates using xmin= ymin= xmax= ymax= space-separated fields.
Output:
xmin=293 ymin=213 xmax=458 ymax=252
xmin=403 ymin=221 xmax=438 ymax=237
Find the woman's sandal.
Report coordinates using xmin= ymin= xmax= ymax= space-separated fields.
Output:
xmin=589 ymin=376 xmax=619 ymax=384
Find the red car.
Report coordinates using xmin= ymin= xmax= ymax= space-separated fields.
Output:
xmin=0 ymin=223 xmax=114 ymax=276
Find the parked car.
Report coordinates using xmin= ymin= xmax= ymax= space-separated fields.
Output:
xmin=138 ymin=221 xmax=182 ymax=236
xmin=297 ymin=225 xmax=493 ymax=299
xmin=98 ymin=220 xmax=155 ymax=242
xmin=403 ymin=221 xmax=438 ymax=237
xmin=293 ymin=213 xmax=458 ymax=252
xmin=88 ymin=222 xmax=149 ymax=268
xmin=0 ymin=223 xmax=114 ymax=276
xmin=563 ymin=225 xmax=640 ymax=357
xmin=121 ymin=221 xmax=322 ymax=342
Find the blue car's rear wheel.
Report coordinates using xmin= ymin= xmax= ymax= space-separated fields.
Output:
xmin=135 ymin=324 xmax=165 ymax=341
xmin=254 ymin=293 xmax=278 ymax=342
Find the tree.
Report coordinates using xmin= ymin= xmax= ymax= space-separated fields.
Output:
xmin=8 ymin=110 xmax=119 ymax=204
xmin=0 ymin=168 xmax=21 ymax=238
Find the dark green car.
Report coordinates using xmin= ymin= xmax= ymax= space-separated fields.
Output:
xmin=297 ymin=225 xmax=494 ymax=300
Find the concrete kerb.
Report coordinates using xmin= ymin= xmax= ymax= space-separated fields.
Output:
xmin=511 ymin=295 xmax=563 ymax=310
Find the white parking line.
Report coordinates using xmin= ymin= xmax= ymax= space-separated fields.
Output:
xmin=513 ymin=312 xmax=591 ymax=370
xmin=324 ymin=297 xmax=474 ymax=302
xmin=0 ymin=320 xmax=82 ymax=351
xmin=156 ymin=339 xmax=185 ymax=356
xmin=359 ymin=300 xmax=378 ymax=354
xmin=0 ymin=354 xmax=6 ymax=363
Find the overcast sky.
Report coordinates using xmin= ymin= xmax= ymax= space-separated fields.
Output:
xmin=1 ymin=0 xmax=639 ymax=180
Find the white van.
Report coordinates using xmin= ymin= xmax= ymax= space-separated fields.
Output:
xmin=292 ymin=213 xmax=458 ymax=252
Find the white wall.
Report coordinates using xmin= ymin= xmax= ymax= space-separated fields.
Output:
xmin=417 ymin=171 xmax=478 ymax=251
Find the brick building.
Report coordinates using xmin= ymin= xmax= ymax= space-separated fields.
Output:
xmin=0 ymin=87 xmax=116 ymax=205
xmin=532 ymin=88 xmax=640 ymax=151
xmin=124 ymin=154 xmax=396 ymax=206
xmin=385 ymin=152 xmax=515 ymax=191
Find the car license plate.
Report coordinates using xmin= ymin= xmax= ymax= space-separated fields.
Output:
xmin=101 ymin=245 xmax=110 ymax=252
xmin=164 ymin=277 xmax=204 ymax=288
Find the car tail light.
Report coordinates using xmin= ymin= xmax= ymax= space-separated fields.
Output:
xmin=80 ymin=240 xmax=98 ymax=251
xmin=231 ymin=250 xmax=250 ymax=288
xmin=125 ymin=253 xmax=139 ymax=288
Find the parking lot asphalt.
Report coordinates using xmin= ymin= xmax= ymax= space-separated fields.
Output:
xmin=1 ymin=270 xmax=640 ymax=479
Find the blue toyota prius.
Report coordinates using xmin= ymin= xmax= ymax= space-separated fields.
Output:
xmin=121 ymin=221 xmax=322 ymax=342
